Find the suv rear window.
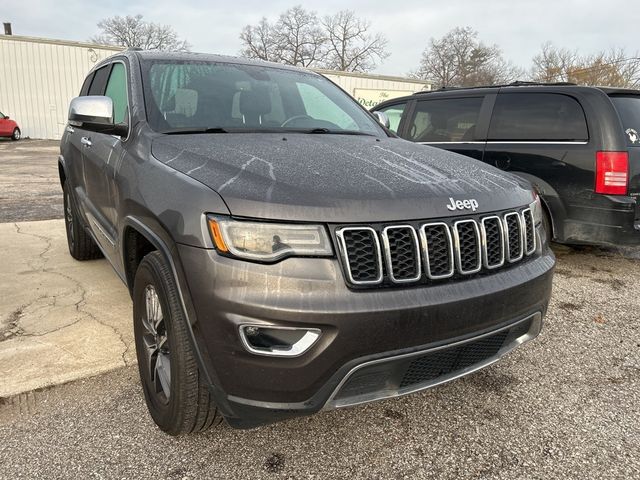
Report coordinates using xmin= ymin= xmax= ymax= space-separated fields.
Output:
xmin=610 ymin=96 xmax=640 ymax=146
xmin=489 ymin=93 xmax=588 ymax=142
xmin=408 ymin=97 xmax=483 ymax=142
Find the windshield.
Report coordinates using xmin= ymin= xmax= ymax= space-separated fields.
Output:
xmin=610 ymin=95 xmax=640 ymax=146
xmin=141 ymin=60 xmax=384 ymax=136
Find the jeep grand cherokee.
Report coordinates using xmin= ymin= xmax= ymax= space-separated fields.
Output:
xmin=59 ymin=51 xmax=555 ymax=435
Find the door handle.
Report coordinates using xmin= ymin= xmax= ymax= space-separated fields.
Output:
xmin=80 ymin=137 xmax=92 ymax=147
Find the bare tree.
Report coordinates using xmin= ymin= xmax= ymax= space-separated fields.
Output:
xmin=239 ymin=7 xmax=325 ymax=67
xmin=91 ymin=15 xmax=190 ymax=51
xmin=272 ymin=6 xmax=326 ymax=67
xmin=240 ymin=18 xmax=277 ymax=62
xmin=239 ymin=8 xmax=387 ymax=71
xmin=321 ymin=10 xmax=388 ymax=72
xmin=531 ymin=43 xmax=578 ymax=82
xmin=532 ymin=43 xmax=640 ymax=87
xmin=414 ymin=27 xmax=522 ymax=88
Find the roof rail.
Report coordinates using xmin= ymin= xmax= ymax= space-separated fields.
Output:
xmin=413 ymin=80 xmax=578 ymax=95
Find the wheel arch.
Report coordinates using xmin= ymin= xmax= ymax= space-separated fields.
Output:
xmin=57 ymin=155 xmax=67 ymax=189
xmin=508 ymin=171 xmax=567 ymax=241
xmin=120 ymin=216 xmax=234 ymax=417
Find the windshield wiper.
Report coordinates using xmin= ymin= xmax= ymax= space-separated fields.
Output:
xmin=304 ymin=128 xmax=375 ymax=136
xmin=161 ymin=127 xmax=228 ymax=135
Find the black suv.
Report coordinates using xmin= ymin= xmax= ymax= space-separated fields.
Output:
xmin=373 ymin=83 xmax=640 ymax=246
xmin=59 ymin=51 xmax=554 ymax=435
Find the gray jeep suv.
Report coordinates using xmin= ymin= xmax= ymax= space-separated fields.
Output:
xmin=59 ymin=51 xmax=555 ymax=435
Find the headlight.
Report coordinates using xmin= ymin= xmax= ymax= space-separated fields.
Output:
xmin=529 ymin=193 xmax=543 ymax=226
xmin=207 ymin=216 xmax=332 ymax=262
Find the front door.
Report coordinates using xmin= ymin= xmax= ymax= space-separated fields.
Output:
xmin=404 ymin=96 xmax=487 ymax=161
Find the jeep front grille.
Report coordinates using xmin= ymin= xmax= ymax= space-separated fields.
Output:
xmin=335 ymin=209 xmax=536 ymax=287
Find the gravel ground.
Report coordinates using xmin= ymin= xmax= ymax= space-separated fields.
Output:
xmin=0 ymin=244 xmax=638 ymax=479
xmin=0 ymin=139 xmax=62 ymax=222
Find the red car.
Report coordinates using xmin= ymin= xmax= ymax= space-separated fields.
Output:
xmin=0 ymin=111 xmax=21 ymax=140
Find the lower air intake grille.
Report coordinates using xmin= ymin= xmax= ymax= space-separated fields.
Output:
xmin=399 ymin=330 xmax=509 ymax=388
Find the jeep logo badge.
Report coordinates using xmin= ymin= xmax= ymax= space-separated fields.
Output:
xmin=446 ymin=197 xmax=479 ymax=212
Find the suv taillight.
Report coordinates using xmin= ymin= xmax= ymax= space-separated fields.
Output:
xmin=595 ymin=151 xmax=628 ymax=195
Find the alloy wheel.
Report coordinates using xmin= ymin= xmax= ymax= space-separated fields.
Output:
xmin=142 ymin=285 xmax=171 ymax=403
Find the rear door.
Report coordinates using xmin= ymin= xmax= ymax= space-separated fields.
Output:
xmin=483 ymin=91 xmax=592 ymax=238
xmin=403 ymin=95 xmax=488 ymax=161
xmin=609 ymin=94 xmax=640 ymax=197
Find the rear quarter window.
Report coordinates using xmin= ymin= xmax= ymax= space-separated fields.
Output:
xmin=488 ymin=93 xmax=588 ymax=141
xmin=610 ymin=96 xmax=640 ymax=146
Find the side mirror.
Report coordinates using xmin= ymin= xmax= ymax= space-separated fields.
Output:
xmin=68 ymin=96 xmax=128 ymax=137
xmin=4 ymin=115 xmax=9 ymax=119
xmin=372 ymin=111 xmax=390 ymax=129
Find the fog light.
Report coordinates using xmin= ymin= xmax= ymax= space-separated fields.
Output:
xmin=239 ymin=325 xmax=320 ymax=357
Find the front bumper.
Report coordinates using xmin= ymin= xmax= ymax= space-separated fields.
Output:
xmin=177 ymin=244 xmax=554 ymax=429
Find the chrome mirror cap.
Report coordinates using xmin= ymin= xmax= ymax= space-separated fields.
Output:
xmin=68 ymin=96 xmax=114 ymax=126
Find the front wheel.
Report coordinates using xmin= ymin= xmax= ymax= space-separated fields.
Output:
xmin=11 ymin=128 xmax=20 ymax=141
xmin=133 ymin=251 xmax=223 ymax=435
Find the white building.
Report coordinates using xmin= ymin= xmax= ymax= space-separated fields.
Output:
xmin=0 ymin=34 xmax=431 ymax=140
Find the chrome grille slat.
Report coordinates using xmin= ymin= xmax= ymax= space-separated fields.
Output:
xmin=521 ymin=208 xmax=536 ymax=255
xmin=452 ymin=220 xmax=482 ymax=274
xmin=337 ymin=209 xmax=536 ymax=287
xmin=420 ymin=222 xmax=455 ymax=279
xmin=481 ymin=216 xmax=505 ymax=269
xmin=336 ymin=227 xmax=383 ymax=285
xmin=381 ymin=226 xmax=421 ymax=283
xmin=504 ymin=212 xmax=524 ymax=262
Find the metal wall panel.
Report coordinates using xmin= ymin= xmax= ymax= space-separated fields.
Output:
xmin=0 ymin=36 xmax=121 ymax=139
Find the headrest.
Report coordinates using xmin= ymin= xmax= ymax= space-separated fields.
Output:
xmin=174 ymin=88 xmax=198 ymax=117
xmin=239 ymin=86 xmax=271 ymax=117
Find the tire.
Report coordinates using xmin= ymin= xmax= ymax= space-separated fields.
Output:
xmin=133 ymin=251 xmax=222 ymax=435
xmin=11 ymin=128 xmax=20 ymax=141
xmin=62 ymin=180 xmax=103 ymax=260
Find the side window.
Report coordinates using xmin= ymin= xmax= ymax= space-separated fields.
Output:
xmin=488 ymin=93 xmax=588 ymax=141
xmin=377 ymin=103 xmax=406 ymax=134
xmin=88 ymin=65 xmax=111 ymax=96
xmin=408 ymin=97 xmax=483 ymax=142
xmin=80 ymin=73 xmax=93 ymax=96
xmin=104 ymin=63 xmax=129 ymax=125
xmin=296 ymin=83 xmax=358 ymax=130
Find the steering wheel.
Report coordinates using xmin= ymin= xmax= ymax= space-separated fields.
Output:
xmin=280 ymin=115 xmax=313 ymax=128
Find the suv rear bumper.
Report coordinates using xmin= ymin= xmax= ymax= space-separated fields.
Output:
xmin=176 ymin=244 xmax=555 ymax=428
xmin=561 ymin=195 xmax=640 ymax=246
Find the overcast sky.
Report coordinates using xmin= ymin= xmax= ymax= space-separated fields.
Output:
xmin=5 ymin=0 xmax=638 ymax=76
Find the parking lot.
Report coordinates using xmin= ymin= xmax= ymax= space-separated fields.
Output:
xmin=0 ymin=140 xmax=638 ymax=479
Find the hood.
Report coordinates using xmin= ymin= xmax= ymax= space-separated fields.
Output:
xmin=151 ymin=133 xmax=534 ymax=223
